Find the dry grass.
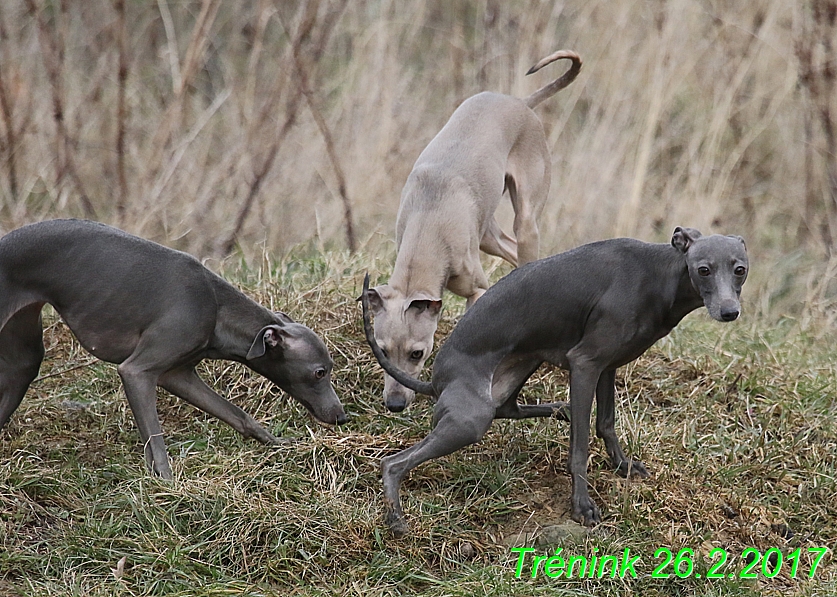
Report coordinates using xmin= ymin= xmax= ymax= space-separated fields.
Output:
xmin=0 ymin=1 xmax=835 ymax=318
xmin=0 ymin=251 xmax=835 ymax=596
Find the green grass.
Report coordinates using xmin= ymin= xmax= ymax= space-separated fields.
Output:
xmin=1 ymin=250 xmax=835 ymax=596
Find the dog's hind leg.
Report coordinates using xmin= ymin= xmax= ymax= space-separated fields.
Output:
xmin=0 ymin=303 xmax=45 ymax=430
xmin=505 ymin=176 xmax=539 ymax=266
xmin=493 ymin=358 xmax=570 ymax=420
xmin=480 ymin=217 xmax=518 ymax=267
xmin=506 ymin=127 xmax=550 ymax=266
xmin=158 ymin=367 xmax=279 ymax=444
xmin=595 ymin=369 xmax=648 ymax=478
xmin=381 ymin=384 xmax=495 ymax=537
xmin=496 ymin=396 xmax=570 ymax=420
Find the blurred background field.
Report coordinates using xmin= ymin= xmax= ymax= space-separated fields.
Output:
xmin=0 ymin=0 xmax=836 ymax=324
xmin=1 ymin=1 xmax=837 ymax=596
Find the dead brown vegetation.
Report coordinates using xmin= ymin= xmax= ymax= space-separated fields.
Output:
xmin=0 ymin=1 xmax=834 ymax=318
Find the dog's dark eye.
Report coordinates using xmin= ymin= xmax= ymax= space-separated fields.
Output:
xmin=410 ymin=349 xmax=424 ymax=361
xmin=734 ymin=266 xmax=746 ymax=276
xmin=314 ymin=368 xmax=326 ymax=380
xmin=697 ymin=266 xmax=711 ymax=276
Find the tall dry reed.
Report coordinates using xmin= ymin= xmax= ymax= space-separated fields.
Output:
xmin=0 ymin=0 xmax=833 ymax=319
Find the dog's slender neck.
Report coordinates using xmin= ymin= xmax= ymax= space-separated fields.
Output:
xmin=662 ymin=246 xmax=704 ymax=329
xmin=207 ymin=278 xmax=281 ymax=361
xmin=390 ymin=220 xmax=448 ymax=300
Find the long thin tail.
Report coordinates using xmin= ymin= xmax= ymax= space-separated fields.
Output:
xmin=360 ymin=273 xmax=437 ymax=397
xmin=523 ymin=50 xmax=582 ymax=109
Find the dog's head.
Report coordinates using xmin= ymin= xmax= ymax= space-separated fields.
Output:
xmin=245 ymin=315 xmax=347 ymax=425
xmin=672 ymin=227 xmax=749 ymax=322
xmin=365 ymin=284 xmax=441 ymax=412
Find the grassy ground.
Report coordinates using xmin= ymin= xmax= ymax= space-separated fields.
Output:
xmin=1 ymin=249 xmax=835 ymax=596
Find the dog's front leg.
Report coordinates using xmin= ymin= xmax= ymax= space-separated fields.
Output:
xmin=595 ymin=369 xmax=649 ymax=479
xmin=158 ymin=367 xmax=279 ymax=444
xmin=567 ymin=360 xmax=601 ymax=526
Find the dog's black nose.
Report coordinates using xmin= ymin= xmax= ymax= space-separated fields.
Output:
xmin=386 ymin=401 xmax=406 ymax=413
xmin=335 ymin=412 xmax=349 ymax=425
xmin=720 ymin=308 xmax=740 ymax=322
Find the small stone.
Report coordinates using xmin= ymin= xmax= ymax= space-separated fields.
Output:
xmin=60 ymin=400 xmax=88 ymax=412
xmin=536 ymin=521 xmax=588 ymax=546
xmin=721 ymin=504 xmax=739 ymax=519
xmin=770 ymin=523 xmax=794 ymax=541
xmin=459 ymin=541 xmax=476 ymax=559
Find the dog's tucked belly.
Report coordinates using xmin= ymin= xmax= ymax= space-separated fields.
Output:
xmin=56 ymin=306 xmax=141 ymax=363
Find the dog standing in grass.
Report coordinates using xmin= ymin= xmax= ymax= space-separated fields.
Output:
xmin=0 ymin=219 xmax=347 ymax=478
xmin=367 ymin=50 xmax=582 ymax=413
xmin=362 ymin=227 xmax=749 ymax=535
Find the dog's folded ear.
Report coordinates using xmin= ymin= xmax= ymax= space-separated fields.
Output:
xmin=671 ymin=226 xmax=703 ymax=253
xmin=273 ymin=311 xmax=294 ymax=323
xmin=404 ymin=293 xmax=442 ymax=315
xmin=246 ymin=324 xmax=286 ymax=360
xmin=357 ymin=282 xmax=395 ymax=315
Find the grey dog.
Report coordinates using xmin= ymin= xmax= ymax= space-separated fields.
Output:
xmin=0 ymin=219 xmax=347 ymax=478
xmin=362 ymin=227 xmax=748 ymax=535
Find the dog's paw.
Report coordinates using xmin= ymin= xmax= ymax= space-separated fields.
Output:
xmin=385 ymin=509 xmax=409 ymax=538
xmin=615 ymin=459 xmax=649 ymax=479
xmin=571 ymin=495 xmax=601 ymax=527
xmin=152 ymin=467 xmax=174 ymax=481
xmin=245 ymin=423 xmax=282 ymax=445
xmin=266 ymin=437 xmax=298 ymax=447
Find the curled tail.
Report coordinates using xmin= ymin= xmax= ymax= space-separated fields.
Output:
xmin=360 ymin=273 xmax=437 ymax=397
xmin=524 ymin=50 xmax=582 ymax=109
